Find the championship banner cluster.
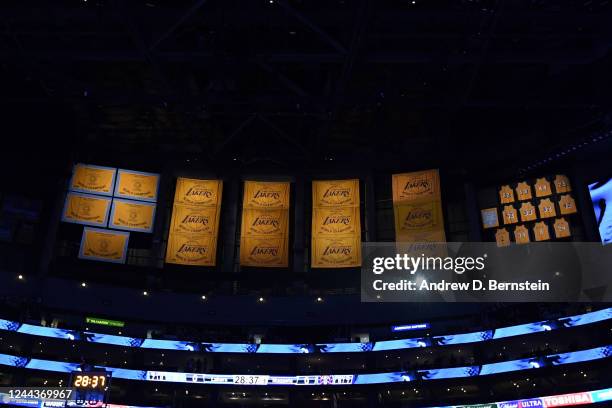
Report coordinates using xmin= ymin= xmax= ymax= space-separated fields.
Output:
xmin=240 ymin=181 xmax=290 ymax=267
xmin=311 ymin=179 xmax=361 ymax=268
xmin=166 ymin=178 xmax=223 ymax=266
xmin=392 ymin=169 xmax=447 ymax=243
xmin=78 ymin=227 xmax=130 ymax=264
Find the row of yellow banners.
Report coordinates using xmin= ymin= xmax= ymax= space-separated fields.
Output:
xmin=163 ymin=169 xmax=444 ymax=268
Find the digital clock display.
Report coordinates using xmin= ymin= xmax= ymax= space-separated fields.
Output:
xmin=71 ymin=372 xmax=110 ymax=389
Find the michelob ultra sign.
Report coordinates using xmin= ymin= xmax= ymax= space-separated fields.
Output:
xmin=79 ymin=227 xmax=129 ymax=264
xmin=311 ymin=179 xmax=361 ymax=268
xmin=240 ymin=181 xmax=290 ymax=267
xmin=392 ymin=169 xmax=446 ymax=243
xmin=114 ymin=169 xmax=160 ymax=202
xmin=69 ymin=164 xmax=116 ymax=196
xmin=165 ymin=178 xmax=223 ymax=267
xmin=62 ymin=192 xmax=111 ymax=227
xmin=109 ymin=198 xmax=156 ymax=233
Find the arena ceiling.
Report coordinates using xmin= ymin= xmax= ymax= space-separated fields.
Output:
xmin=2 ymin=0 xmax=612 ymax=179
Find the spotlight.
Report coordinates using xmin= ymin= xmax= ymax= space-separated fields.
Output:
xmin=201 ymin=295 xmax=207 ymax=300
xmin=17 ymin=275 xmax=23 ymax=280
xmin=81 ymin=282 xmax=87 ymax=287
xmin=143 ymin=291 xmax=148 ymax=296
xmin=316 ymin=297 xmax=323 ymax=302
xmin=258 ymin=297 xmax=265 ymax=302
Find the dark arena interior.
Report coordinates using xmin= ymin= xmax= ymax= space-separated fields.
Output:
xmin=1 ymin=1 xmax=612 ymax=407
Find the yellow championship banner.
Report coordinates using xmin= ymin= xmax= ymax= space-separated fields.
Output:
xmin=114 ymin=169 xmax=160 ymax=202
xmin=174 ymin=178 xmax=222 ymax=207
xmin=241 ymin=209 xmax=288 ymax=237
xmin=170 ymin=204 xmax=219 ymax=235
xmin=392 ymin=170 xmax=440 ymax=203
xmin=240 ymin=181 xmax=290 ymax=267
xmin=165 ymin=178 xmax=223 ymax=266
xmin=109 ymin=199 xmax=156 ymax=233
xmin=62 ymin=192 xmax=111 ymax=227
xmin=311 ymin=179 xmax=361 ymax=268
xmin=313 ymin=179 xmax=359 ymax=207
xmin=165 ymin=233 xmax=217 ymax=266
xmin=79 ymin=227 xmax=129 ymax=264
xmin=243 ymin=181 xmax=290 ymax=209
xmin=69 ymin=164 xmax=116 ymax=196
xmin=392 ymin=170 xmax=446 ymax=244
xmin=312 ymin=207 xmax=360 ymax=236
xmin=240 ymin=235 xmax=288 ymax=267
xmin=393 ymin=201 xmax=443 ymax=233
xmin=311 ymin=235 xmax=361 ymax=268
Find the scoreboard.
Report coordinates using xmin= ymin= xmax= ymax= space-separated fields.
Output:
xmin=147 ymin=372 xmax=355 ymax=386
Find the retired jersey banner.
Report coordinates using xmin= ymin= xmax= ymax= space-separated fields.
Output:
xmin=392 ymin=170 xmax=446 ymax=243
xmin=109 ymin=199 xmax=156 ymax=233
xmin=79 ymin=227 xmax=129 ymax=264
xmin=311 ymin=179 xmax=361 ymax=268
xmin=114 ymin=169 xmax=160 ymax=202
xmin=166 ymin=178 xmax=223 ymax=266
xmin=240 ymin=181 xmax=290 ymax=267
xmin=174 ymin=178 xmax=222 ymax=207
xmin=70 ymin=164 xmax=116 ymax=196
xmin=62 ymin=192 xmax=111 ymax=227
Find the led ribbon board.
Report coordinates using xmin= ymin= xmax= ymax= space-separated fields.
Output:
xmin=0 ymin=308 xmax=609 ymax=354
xmin=0 ymin=346 xmax=609 ymax=385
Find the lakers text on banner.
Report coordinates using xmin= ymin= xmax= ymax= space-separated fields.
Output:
xmin=312 ymin=179 xmax=361 ymax=268
xmin=313 ymin=179 xmax=360 ymax=207
xmin=170 ymin=204 xmax=219 ymax=235
xmin=392 ymin=170 xmax=441 ymax=203
xmin=109 ymin=199 xmax=156 ymax=233
xmin=69 ymin=164 xmax=116 ymax=196
xmin=174 ymin=178 xmax=222 ymax=207
xmin=312 ymin=207 xmax=360 ymax=236
xmin=165 ymin=233 xmax=217 ymax=266
xmin=240 ymin=235 xmax=288 ymax=267
xmin=62 ymin=192 xmax=111 ymax=227
xmin=240 ymin=181 xmax=290 ymax=267
xmin=78 ymin=227 xmax=129 ymax=264
xmin=165 ymin=178 xmax=223 ymax=266
xmin=114 ymin=169 xmax=160 ymax=202
xmin=392 ymin=169 xmax=446 ymax=243
xmin=243 ymin=181 xmax=290 ymax=209
xmin=241 ymin=209 xmax=288 ymax=237
xmin=311 ymin=235 xmax=361 ymax=268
